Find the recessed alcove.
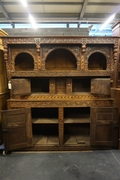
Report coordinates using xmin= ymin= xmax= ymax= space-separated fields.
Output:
xmin=88 ymin=52 xmax=107 ymax=70
xmin=15 ymin=52 xmax=34 ymax=71
xmin=31 ymin=78 xmax=49 ymax=93
xmin=45 ymin=48 xmax=77 ymax=70
xmin=64 ymin=107 xmax=90 ymax=145
xmin=72 ymin=78 xmax=91 ymax=93
xmin=32 ymin=108 xmax=59 ymax=145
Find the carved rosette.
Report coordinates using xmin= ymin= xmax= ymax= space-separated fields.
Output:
xmin=58 ymin=107 xmax=64 ymax=145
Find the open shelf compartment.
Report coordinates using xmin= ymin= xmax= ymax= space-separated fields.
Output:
xmin=64 ymin=107 xmax=90 ymax=145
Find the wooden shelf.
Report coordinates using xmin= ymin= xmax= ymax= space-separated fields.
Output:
xmin=64 ymin=134 xmax=90 ymax=145
xmin=33 ymin=135 xmax=59 ymax=145
xmin=32 ymin=118 xmax=58 ymax=124
xmin=64 ymin=118 xmax=90 ymax=123
xmin=64 ymin=115 xmax=90 ymax=124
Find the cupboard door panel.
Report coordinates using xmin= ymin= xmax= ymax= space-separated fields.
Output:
xmin=90 ymin=107 xmax=118 ymax=147
xmin=91 ymin=78 xmax=110 ymax=95
xmin=11 ymin=78 xmax=31 ymax=95
xmin=1 ymin=108 xmax=33 ymax=151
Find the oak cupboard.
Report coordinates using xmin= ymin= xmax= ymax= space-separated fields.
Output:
xmin=1 ymin=36 xmax=119 ymax=151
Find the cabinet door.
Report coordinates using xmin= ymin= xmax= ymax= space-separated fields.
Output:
xmin=90 ymin=107 xmax=118 ymax=147
xmin=11 ymin=78 xmax=31 ymax=95
xmin=91 ymin=78 xmax=110 ymax=95
xmin=1 ymin=108 xmax=33 ymax=151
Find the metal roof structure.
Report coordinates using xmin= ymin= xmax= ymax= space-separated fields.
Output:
xmin=0 ymin=0 xmax=120 ymax=35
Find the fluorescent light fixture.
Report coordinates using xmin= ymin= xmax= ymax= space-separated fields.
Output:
xmin=29 ymin=14 xmax=37 ymax=29
xmin=99 ymin=13 xmax=116 ymax=31
xmin=21 ymin=0 xmax=27 ymax=7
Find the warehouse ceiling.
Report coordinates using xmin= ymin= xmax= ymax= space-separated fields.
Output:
xmin=0 ymin=0 xmax=120 ymax=35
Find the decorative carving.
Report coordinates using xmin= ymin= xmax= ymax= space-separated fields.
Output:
xmin=24 ymin=145 xmax=111 ymax=151
xmin=59 ymin=107 xmax=64 ymax=145
xmin=81 ymin=54 xmax=85 ymax=70
xmin=2 ymin=37 xmax=118 ymax=45
xmin=11 ymin=70 xmax=112 ymax=77
xmin=66 ymin=78 xmax=72 ymax=94
xmin=11 ymin=48 xmax=38 ymax=71
xmin=12 ymin=94 xmax=111 ymax=100
xmin=42 ymin=45 xmax=80 ymax=70
xmin=82 ymin=44 xmax=86 ymax=53
xmin=2 ymin=36 xmax=118 ymax=151
xmin=49 ymin=79 xmax=56 ymax=94
xmin=7 ymin=99 xmax=113 ymax=109
xmin=85 ymin=46 xmax=112 ymax=70
xmin=113 ymin=45 xmax=118 ymax=65
xmin=56 ymin=79 xmax=66 ymax=94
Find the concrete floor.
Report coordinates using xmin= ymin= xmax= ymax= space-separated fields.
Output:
xmin=0 ymin=150 xmax=120 ymax=180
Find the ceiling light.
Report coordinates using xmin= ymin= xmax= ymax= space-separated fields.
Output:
xmin=29 ymin=14 xmax=37 ymax=29
xmin=21 ymin=0 xmax=27 ymax=7
xmin=99 ymin=13 xmax=116 ymax=31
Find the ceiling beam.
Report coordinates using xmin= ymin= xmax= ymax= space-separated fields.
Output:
xmin=78 ymin=0 xmax=88 ymax=27
xmin=1 ymin=2 xmax=120 ymax=6
xmin=0 ymin=0 xmax=14 ymax=27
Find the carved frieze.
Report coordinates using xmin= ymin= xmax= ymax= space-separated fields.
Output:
xmin=2 ymin=36 xmax=118 ymax=46
xmin=11 ymin=94 xmax=111 ymax=100
xmin=7 ymin=99 xmax=113 ymax=109
xmin=11 ymin=70 xmax=112 ymax=77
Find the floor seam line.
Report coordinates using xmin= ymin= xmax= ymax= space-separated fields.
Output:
xmin=111 ymin=151 xmax=120 ymax=165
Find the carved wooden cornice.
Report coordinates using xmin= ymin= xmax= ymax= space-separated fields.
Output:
xmin=2 ymin=37 xmax=119 ymax=45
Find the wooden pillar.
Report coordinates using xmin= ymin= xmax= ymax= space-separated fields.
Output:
xmin=112 ymin=22 xmax=120 ymax=149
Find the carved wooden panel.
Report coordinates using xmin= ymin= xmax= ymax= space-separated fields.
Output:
xmin=49 ymin=79 xmax=56 ymax=94
xmin=66 ymin=78 xmax=72 ymax=94
xmin=56 ymin=78 xmax=66 ymax=94
xmin=90 ymin=107 xmax=118 ymax=147
xmin=91 ymin=78 xmax=110 ymax=95
xmin=1 ymin=108 xmax=33 ymax=151
xmin=11 ymin=78 xmax=31 ymax=95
